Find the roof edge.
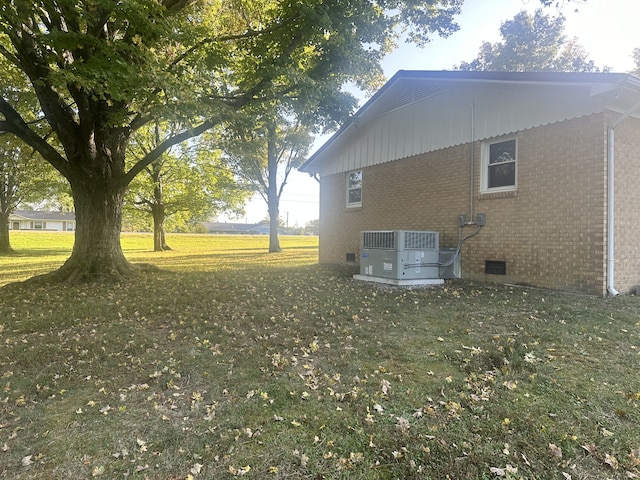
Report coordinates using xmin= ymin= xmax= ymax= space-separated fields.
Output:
xmin=299 ymin=70 xmax=640 ymax=174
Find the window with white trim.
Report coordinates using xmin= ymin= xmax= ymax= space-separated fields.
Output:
xmin=347 ymin=170 xmax=362 ymax=207
xmin=481 ymin=136 xmax=517 ymax=193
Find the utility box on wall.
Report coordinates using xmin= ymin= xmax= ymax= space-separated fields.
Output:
xmin=358 ymin=230 xmax=441 ymax=282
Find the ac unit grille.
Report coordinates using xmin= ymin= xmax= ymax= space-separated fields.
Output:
xmin=361 ymin=230 xmax=438 ymax=250
xmin=362 ymin=231 xmax=396 ymax=250
xmin=403 ymin=231 xmax=437 ymax=250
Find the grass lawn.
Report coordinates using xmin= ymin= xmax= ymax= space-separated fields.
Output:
xmin=1 ymin=232 xmax=639 ymax=479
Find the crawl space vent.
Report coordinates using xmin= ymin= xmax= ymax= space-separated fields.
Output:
xmin=485 ymin=260 xmax=506 ymax=275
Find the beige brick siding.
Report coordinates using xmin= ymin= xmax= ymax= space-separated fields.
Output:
xmin=612 ymin=115 xmax=640 ymax=294
xmin=319 ymin=113 xmax=611 ymax=295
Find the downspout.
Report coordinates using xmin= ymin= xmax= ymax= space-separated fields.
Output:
xmin=607 ymin=127 xmax=618 ymax=296
xmin=470 ymin=101 xmax=475 ymax=221
xmin=607 ymin=97 xmax=640 ymax=296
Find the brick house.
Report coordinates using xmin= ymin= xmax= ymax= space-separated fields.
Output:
xmin=299 ymin=71 xmax=640 ymax=296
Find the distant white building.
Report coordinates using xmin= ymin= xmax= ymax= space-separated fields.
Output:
xmin=8 ymin=210 xmax=75 ymax=231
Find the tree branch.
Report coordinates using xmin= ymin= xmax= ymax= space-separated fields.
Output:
xmin=121 ymin=118 xmax=219 ymax=188
xmin=0 ymin=98 xmax=70 ymax=178
xmin=167 ymin=12 xmax=298 ymax=72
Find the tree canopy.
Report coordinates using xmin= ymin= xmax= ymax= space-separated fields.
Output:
xmin=457 ymin=9 xmax=601 ymax=72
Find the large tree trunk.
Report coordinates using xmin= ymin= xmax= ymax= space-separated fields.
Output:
xmin=0 ymin=210 xmax=13 ymax=255
xmin=39 ymin=179 xmax=131 ymax=283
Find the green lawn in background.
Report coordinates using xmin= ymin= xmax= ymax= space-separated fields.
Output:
xmin=1 ymin=232 xmax=639 ymax=479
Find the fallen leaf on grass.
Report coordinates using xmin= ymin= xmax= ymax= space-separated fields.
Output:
xmin=91 ymin=465 xmax=105 ymax=476
xmin=604 ymin=453 xmax=618 ymax=470
xmin=549 ymin=443 xmax=563 ymax=460
xmin=503 ymin=380 xmax=517 ymax=390
xmin=380 ymin=379 xmax=391 ymax=395
xmin=489 ymin=466 xmax=505 ymax=476
xmin=395 ymin=416 xmax=410 ymax=434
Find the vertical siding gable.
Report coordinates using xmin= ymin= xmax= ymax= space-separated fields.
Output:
xmin=315 ymin=83 xmax=606 ymax=176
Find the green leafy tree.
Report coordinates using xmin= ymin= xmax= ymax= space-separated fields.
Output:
xmin=125 ymin=125 xmax=249 ymax=251
xmin=0 ymin=52 xmax=69 ymax=254
xmin=224 ymin=111 xmax=313 ymax=252
xmin=0 ymin=0 xmax=461 ymax=282
xmin=0 ymin=136 xmax=71 ymax=254
xmin=631 ymin=48 xmax=640 ymax=76
xmin=0 ymin=136 xmax=32 ymax=254
xmin=304 ymin=218 xmax=319 ymax=236
xmin=457 ymin=9 xmax=600 ymax=72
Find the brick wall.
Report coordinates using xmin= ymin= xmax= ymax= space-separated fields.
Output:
xmin=319 ymin=113 xmax=610 ymax=295
xmin=612 ymin=115 xmax=640 ymax=294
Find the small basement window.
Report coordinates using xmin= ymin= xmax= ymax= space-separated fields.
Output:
xmin=346 ymin=253 xmax=356 ymax=262
xmin=485 ymin=260 xmax=506 ymax=275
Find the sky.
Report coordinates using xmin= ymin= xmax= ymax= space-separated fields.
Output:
xmin=218 ymin=0 xmax=638 ymax=228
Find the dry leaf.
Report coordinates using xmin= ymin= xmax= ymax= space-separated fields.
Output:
xmin=604 ymin=453 xmax=619 ymax=470
xmin=549 ymin=443 xmax=563 ymax=460
xmin=91 ymin=465 xmax=105 ymax=476
xmin=489 ymin=466 xmax=505 ymax=476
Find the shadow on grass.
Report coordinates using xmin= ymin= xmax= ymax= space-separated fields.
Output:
xmin=1 ymin=248 xmax=72 ymax=257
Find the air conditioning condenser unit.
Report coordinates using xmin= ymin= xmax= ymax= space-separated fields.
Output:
xmin=354 ymin=230 xmax=445 ymax=286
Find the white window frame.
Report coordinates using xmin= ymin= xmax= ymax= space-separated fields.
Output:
xmin=481 ymin=136 xmax=518 ymax=193
xmin=346 ymin=170 xmax=362 ymax=208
